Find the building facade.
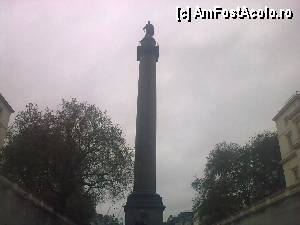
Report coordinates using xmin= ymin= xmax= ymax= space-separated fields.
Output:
xmin=0 ymin=94 xmax=14 ymax=147
xmin=273 ymin=91 xmax=300 ymax=187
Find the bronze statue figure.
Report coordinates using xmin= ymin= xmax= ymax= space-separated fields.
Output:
xmin=143 ymin=21 xmax=154 ymax=37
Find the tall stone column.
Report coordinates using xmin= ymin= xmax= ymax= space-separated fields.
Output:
xmin=124 ymin=22 xmax=165 ymax=225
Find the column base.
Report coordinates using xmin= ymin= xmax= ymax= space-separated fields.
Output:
xmin=124 ymin=192 xmax=165 ymax=225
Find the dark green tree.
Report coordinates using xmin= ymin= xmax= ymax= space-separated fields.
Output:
xmin=0 ymin=99 xmax=134 ymax=225
xmin=91 ymin=213 xmax=122 ymax=225
xmin=241 ymin=132 xmax=285 ymax=203
xmin=192 ymin=142 xmax=242 ymax=225
xmin=192 ymin=131 xmax=285 ymax=225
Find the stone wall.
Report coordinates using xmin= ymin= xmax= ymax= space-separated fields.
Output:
xmin=0 ymin=94 xmax=14 ymax=147
xmin=0 ymin=175 xmax=76 ymax=225
xmin=214 ymin=182 xmax=300 ymax=225
xmin=272 ymin=92 xmax=300 ymax=187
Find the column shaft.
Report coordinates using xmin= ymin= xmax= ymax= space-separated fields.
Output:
xmin=134 ymin=54 xmax=157 ymax=193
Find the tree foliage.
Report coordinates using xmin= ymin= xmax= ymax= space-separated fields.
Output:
xmin=0 ymin=99 xmax=134 ymax=224
xmin=91 ymin=213 xmax=122 ymax=225
xmin=192 ymin=131 xmax=285 ymax=225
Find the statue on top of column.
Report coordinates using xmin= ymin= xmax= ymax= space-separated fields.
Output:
xmin=140 ymin=21 xmax=156 ymax=48
xmin=143 ymin=21 xmax=154 ymax=37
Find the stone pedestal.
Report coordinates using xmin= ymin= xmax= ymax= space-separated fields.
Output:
xmin=124 ymin=192 xmax=165 ymax=225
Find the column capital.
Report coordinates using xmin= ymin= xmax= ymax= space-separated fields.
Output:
xmin=137 ymin=40 xmax=159 ymax=62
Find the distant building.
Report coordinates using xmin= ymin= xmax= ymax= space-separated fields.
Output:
xmin=273 ymin=91 xmax=300 ymax=187
xmin=0 ymin=94 xmax=14 ymax=147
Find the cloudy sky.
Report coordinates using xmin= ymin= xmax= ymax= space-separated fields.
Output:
xmin=1 ymin=0 xmax=299 ymax=221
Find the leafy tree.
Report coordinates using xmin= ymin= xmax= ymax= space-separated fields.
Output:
xmin=192 ymin=131 xmax=285 ymax=225
xmin=240 ymin=132 xmax=285 ymax=203
xmin=192 ymin=142 xmax=242 ymax=225
xmin=0 ymin=99 xmax=134 ymax=225
xmin=91 ymin=213 xmax=122 ymax=225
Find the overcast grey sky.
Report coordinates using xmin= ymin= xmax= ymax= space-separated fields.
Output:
xmin=1 ymin=0 xmax=299 ymax=221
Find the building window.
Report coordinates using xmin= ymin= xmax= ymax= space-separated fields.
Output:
xmin=0 ymin=107 xmax=3 ymax=124
xmin=294 ymin=118 xmax=300 ymax=134
xmin=284 ymin=116 xmax=289 ymax=126
xmin=291 ymin=166 xmax=299 ymax=181
xmin=285 ymin=131 xmax=293 ymax=148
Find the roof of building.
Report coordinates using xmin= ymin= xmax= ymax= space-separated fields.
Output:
xmin=0 ymin=93 xmax=14 ymax=113
xmin=272 ymin=91 xmax=300 ymax=121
